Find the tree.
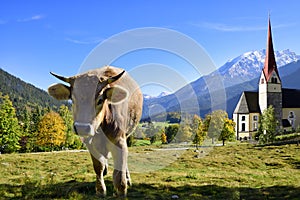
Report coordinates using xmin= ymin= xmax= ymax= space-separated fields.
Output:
xmin=161 ymin=131 xmax=167 ymax=144
xmin=167 ymin=112 xmax=181 ymax=123
xmin=144 ymin=122 xmax=163 ymax=144
xmin=31 ymin=105 xmax=43 ymax=133
xmin=19 ymin=108 xmax=32 ymax=152
xmin=259 ymin=105 xmax=278 ymax=144
xmin=150 ymin=132 xmax=160 ymax=144
xmin=204 ymin=110 xmax=228 ymax=144
xmin=176 ymin=123 xmax=193 ymax=143
xmin=133 ymin=126 xmax=145 ymax=139
xmin=192 ymin=115 xmax=207 ymax=149
xmin=127 ymin=134 xmax=135 ymax=147
xmin=165 ymin=124 xmax=179 ymax=143
xmin=58 ymin=105 xmax=82 ymax=149
xmin=36 ymin=111 xmax=66 ymax=151
xmin=0 ymin=93 xmax=21 ymax=153
xmin=219 ymin=118 xmax=235 ymax=146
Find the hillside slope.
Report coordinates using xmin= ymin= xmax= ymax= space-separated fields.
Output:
xmin=0 ymin=68 xmax=64 ymax=114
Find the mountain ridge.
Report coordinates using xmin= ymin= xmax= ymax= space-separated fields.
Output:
xmin=142 ymin=49 xmax=300 ymax=120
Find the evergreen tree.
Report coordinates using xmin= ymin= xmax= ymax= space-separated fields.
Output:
xmin=165 ymin=124 xmax=179 ymax=143
xmin=31 ymin=105 xmax=43 ymax=133
xmin=36 ymin=111 xmax=66 ymax=151
xmin=0 ymin=93 xmax=21 ymax=153
xmin=19 ymin=108 xmax=32 ymax=152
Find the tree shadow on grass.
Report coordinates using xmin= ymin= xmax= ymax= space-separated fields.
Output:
xmin=1 ymin=180 xmax=300 ymax=200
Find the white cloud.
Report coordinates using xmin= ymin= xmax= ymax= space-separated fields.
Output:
xmin=65 ymin=37 xmax=104 ymax=45
xmin=192 ymin=21 xmax=296 ymax=32
xmin=193 ymin=22 xmax=265 ymax=32
xmin=17 ymin=14 xmax=45 ymax=22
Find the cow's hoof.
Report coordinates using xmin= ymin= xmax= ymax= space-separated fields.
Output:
xmin=113 ymin=192 xmax=127 ymax=199
xmin=95 ymin=179 xmax=107 ymax=197
xmin=96 ymin=190 xmax=107 ymax=197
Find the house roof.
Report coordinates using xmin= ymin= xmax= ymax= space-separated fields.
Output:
xmin=234 ymin=91 xmax=260 ymax=114
xmin=262 ymin=17 xmax=280 ymax=82
xmin=282 ymin=88 xmax=300 ymax=108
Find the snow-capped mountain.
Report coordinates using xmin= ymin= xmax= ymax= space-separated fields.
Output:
xmin=143 ymin=94 xmax=153 ymax=100
xmin=156 ymin=91 xmax=170 ymax=98
xmin=215 ymin=49 xmax=299 ymax=87
xmin=143 ymin=91 xmax=170 ymax=100
xmin=142 ymin=49 xmax=300 ymax=120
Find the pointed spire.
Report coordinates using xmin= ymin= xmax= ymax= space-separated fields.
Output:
xmin=263 ymin=16 xmax=279 ymax=81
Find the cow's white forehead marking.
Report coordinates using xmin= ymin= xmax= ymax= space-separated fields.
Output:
xmin=72 ymin=75 xmax=100 ymax=98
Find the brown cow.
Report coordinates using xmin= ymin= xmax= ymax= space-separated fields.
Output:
xmin=48 ymin=66 xmax=143 ymax=197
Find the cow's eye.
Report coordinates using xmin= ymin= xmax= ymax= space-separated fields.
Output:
xmin=97 ymin=98 xmax=104 ymax=106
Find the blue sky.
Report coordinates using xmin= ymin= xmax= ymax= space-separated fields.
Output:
xmin=1 ymin=0 xmax=300 ymax=96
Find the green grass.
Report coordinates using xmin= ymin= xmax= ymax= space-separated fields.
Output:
xmin=1 ymin=143 xmax=300 ymax=199
xmin=133 ymin=139 xmax=162 ymax=147
xmin=275 ymin=132 xmax=300 ymax=141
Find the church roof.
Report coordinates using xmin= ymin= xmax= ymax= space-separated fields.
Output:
xmin=263 ymin=17 xmax=280 ymax=82
xmin=234 ymin=91 xmax=260 ymax=114
xmin=234 ymin=88 xmax=300 ymax=115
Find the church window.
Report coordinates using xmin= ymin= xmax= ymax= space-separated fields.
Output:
xmin=261 ymin=78 xmax=264 ymax=84
xmin=241 ymin=116 xmax=246 ymax=121
xmin=271 ymin=77 xmax=278 ymax=83
xmin=241 ymin=123 xmax=246 ymax=131
xmin=253 ymin=115 xmax=258 ymax=121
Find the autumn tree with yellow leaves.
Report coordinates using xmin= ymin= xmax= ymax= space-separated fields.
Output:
xmin=36 ymin=111 xmax=66 ymax=151
xmin=219 ymin=118 xmax=236 ymax=146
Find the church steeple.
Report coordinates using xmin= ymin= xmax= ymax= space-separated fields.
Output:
xmin=263 ymin=17 xmax=280 ymax=81
xmin=259 ymin=16 xmax=282 ymax=127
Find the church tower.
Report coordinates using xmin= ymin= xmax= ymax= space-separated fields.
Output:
xmin=258 ymin=17 xmax=282 ymax=126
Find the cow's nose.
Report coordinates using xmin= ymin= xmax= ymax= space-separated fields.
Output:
xmin=74 ymin=122 xmax=95 ymax=137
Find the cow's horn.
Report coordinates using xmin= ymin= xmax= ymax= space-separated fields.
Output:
xmin=50 ymin=72 xmax=72 ymax=84
xmin=107 ymin=70 xmax=125 ymax=84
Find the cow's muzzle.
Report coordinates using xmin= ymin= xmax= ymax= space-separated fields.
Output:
xmin=74 ymin=122 xmax=95 ymax=137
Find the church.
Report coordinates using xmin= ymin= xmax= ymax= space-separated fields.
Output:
xmin=233 ymin=18 xmax=300 ymax=140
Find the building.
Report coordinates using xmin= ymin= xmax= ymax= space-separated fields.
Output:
xmin=233 ymin=18 xmax=300 ymax=140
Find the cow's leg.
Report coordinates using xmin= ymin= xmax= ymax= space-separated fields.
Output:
xmin=111 ymin=138 xmax=128 ymax=197
xmin=90 ymin=154 xmax=107 ymax=196
xmin=126 ymin=166 xmax=131 ymax=186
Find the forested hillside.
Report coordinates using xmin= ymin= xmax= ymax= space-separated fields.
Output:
xmin=0 ymin=68 xmax=64 ymax=114
xmin=0 ymin=69 xmax=82 ymax=153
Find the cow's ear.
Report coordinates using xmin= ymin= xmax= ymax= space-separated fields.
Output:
xmin=105 ymin=86 xmax=128 ymax=104
xmin=48 ymin=83 xmax=71 ymax=100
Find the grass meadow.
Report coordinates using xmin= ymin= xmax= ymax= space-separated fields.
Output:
xmin=0 ymin=142 xmax=300 ymax=199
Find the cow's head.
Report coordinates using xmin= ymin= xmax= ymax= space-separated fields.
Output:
xmin=48 ymin=69 xmax=128 ymax=137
